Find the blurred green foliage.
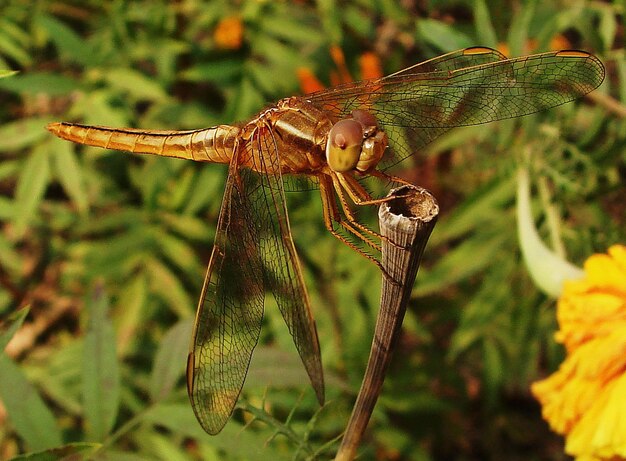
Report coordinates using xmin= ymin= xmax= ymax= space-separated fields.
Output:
xmin=0 ymin=1 xmax=624 ymax=460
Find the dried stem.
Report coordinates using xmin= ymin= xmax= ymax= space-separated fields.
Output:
xmin=335 ymin=185 xmax=439 ymax=461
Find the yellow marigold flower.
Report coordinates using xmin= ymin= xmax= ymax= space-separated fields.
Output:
xmin=213 ymin=16 xmax=244 ymax=50
xmin=532 ymin=245 xmax=626 ymax=461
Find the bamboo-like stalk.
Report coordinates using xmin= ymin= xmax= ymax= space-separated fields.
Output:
xmin=335 ymin=185 xmax=439 ymax=461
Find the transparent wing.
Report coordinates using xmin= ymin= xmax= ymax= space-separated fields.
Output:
xmin=306 ymin=48 xmax=605 ymax=169
xmin=186 ymin=125 xmax=324 ymax=435
xmin=186 ymin=145 xmax=265 ymax=435
xmin=249 ymin=124 xmax=324 ymax=406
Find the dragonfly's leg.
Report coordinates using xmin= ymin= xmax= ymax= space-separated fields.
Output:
xmin=319 ymin=175 xmax=382 ymax=260
xmin=336 ymin=172 xmax=405 ymax=206
xmin=367 ymin=169 xmax=415 ymax=188
xmin=320 ymin=175 xmax=403 ymax=285
xmin=331 ymin=173 xmax=407 ymax=250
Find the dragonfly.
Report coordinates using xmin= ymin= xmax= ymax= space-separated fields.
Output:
xmin=47 ymin=47 xmax=604 ymax=435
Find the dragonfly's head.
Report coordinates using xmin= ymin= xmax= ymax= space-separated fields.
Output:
xmin=325 ymin=109 xmax=387 ymax=173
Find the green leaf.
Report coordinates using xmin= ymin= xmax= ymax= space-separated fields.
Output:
xmin=416 ymin=19 xmax=473 ymax=51
xmin=0 ymin=33 xmax=31 ymax=67
xmin=50 ymin=138 xmax=88 ymax=215
xmin=149 ymin=318 xmax=192 ymax=401
xmin=35 ymin=14 xmax=98 ymax=67
xmin=13 ymin=143 xmax=50 ymax=237
xmin=516 ymin=168 xmax=583 ymax=297
xmin=414 ymin=232 xmax=510 ymax=296
xmin=145 ymin=403 xmax=290 ymax=460
xmin=473 ymin=0 xmax=498 ymax=47
xmin=115 ymin=274 xmax=148 ymax=356
xmin=179 ymin=58 xmax=243 ymax=83
xmin=145 ymin=257 xmax=194 ymax=318
xmin=431 ymin=177 xmax=515 ymax=246
xmin=0 ymin=354 xmax=63 ymax=450
xmin=9 ymin=442 xmax=102 ymax=461
xmin=482 ymin=338 xmax=505 ymax=403
xmin=82 ymin=284 xmax=120 ymax=441
xmin=159 ymin=212 xmax=214 ymax=242
xmin=507 ymin=1 xmax=535 ymax=56
xmin=0 ymin=232 xmax=23 ymax=274
xmin=0 ymin=69 xmax=18 ymax=79
xmin=246 ymin=346 xmax=312 ymax=390
xmin=156 ymin=229 xmax=202 ymax=275
xmin=0 ymin=116 xmax=52 ymax=151
xmin=102 ymin=68 xmax=169 ymax=102
xmin=316 ymin=0 xmax=342 ymax=43
xmin=0 ymin=73 xmax=80 ymax=96
xmin=0 ymin=307 xmax=29 ymax=352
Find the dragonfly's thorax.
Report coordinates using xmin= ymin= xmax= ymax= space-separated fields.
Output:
xmin=248 ymin=97 xmax=332 ymax=174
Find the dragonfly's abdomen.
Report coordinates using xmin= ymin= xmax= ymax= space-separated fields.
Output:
xmin=46 ymin=122 xmax=239 ymax=164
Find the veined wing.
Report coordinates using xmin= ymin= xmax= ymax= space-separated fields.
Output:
xmin=186 ymin=123 xmax=324 ymax=435
xmin=249 ymin=123 xmax=324 ymax=406
xmin=186 ymin=140 xmax=265 ymax=435
xmin=306 ymin=48 xmax=605 ymax=169
xmin=386 ymin=46 xmax=507 ymax=76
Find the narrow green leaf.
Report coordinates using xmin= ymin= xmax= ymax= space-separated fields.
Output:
xmin=483 ymin=339 xmax=505 ymax=403
xmin=0 ymin=69 xmax=18 ymax=79
xmin=50 ymin=138 xmax=88 ymax=215
xmin=430 ymin=177 xmax=515 ymax=246
xmin=14 ymin=143 xmax=50 ymax=237
xmin=115 ymin=274 xmax=148 ymax=356
xmin=35 ymin=14 xmax=97 ymax=66
xmin=0 ymin=231 xmax=23 ymax=273
xmin=159 ymin=212 xmax=214 ymax=242
xmin=316 ymin=0 xmax=342 ymax=43
xmin=179 ymin=58 xmax=243 ymax=83
xmin=414 ymin=232 xmax=510 ymax=296
xmin=0 ymin=73 xmax=80 ymax=96
xmin=156 ymin=229 xmax=202 ymax=275
xmin=416 ymin=19 xmax=473 ymax=51
xmin=507 ymin=1 xmax=535 ymax=56
xmin=598 ymin=6 xmax=617 ymax=49
xmin=0 ymin=34 xmax=31 ymax=67
xmin=138 ymin=432 xmax=192 ymax=461
xmin=0 ymin=354 xmax=63 ymax=450
xmin=246 ymin=346 xmax=311 ymax=390
xmin=82 ymin=283 xmax=120 ymax=441
xmin=473 ymin=0 xmax=498 ymax=47
xmin=0 ymin=116 xmax=52 ymax=151
xmin=9 ymin=442 xmax=101 ymax=461
xmin=103 ymin=68 xmax=169 ymax=102
xmin=149 ymin=318 xmax=192 ymax=401
xmin=0 ymin=307 xmax=29 ymax=352
xmin=145 ymin=257 xmax=194 ymax=318
xmin=145 ymin=403 xmax=284 ymax=460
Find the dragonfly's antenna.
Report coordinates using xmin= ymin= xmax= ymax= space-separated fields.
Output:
xmin=335 ymin=185 xmax=439 ymax=461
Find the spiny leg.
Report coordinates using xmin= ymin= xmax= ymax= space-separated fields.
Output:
xmin=319 ymin=176 xmax=402 ymax=285
xmin=331 ymin=172 xmax=407 ymax=250
xmin=319 ymin=175 xmax=381 ymax=258
xmin=366 ymin=169 xmax=415 ymax=188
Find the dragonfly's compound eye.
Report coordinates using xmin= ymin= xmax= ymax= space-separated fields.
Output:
xmin=326 ymin=119 xmax=364 ymax=172
xmin=351 ymin=109 xmax=378 ymax=129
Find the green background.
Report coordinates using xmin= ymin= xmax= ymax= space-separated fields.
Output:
xmin=0 ymin=1 xmax=624 ymax=460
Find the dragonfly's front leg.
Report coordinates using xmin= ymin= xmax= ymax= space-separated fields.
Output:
xmin=319 ymin=175 xmax=381 ymax=257
xmin=331 ymin=172 xmax=408 ymax=251
xmin=319 ymin=175 xmax=403 ymax=285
